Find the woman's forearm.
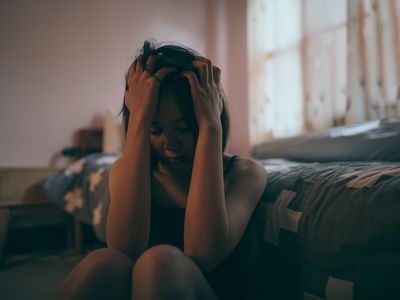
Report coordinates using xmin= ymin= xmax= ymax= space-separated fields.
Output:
xmin=106 ymin=119 xmax=152 ymax=259
xmin=184 ymin=123 xmax=229 ymax=270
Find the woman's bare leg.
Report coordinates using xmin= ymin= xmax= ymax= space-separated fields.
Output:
xmin=132 ymin=244 xmax=218 ymax=300
xmin=53 ymin=248 xmax=134 ymax=300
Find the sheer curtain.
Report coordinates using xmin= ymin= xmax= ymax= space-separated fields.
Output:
xmin=248 ymin=0 xmax=400 ymax=146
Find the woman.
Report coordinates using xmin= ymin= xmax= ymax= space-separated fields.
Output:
xmin=54 ymin=41 xmax=267 ymax=300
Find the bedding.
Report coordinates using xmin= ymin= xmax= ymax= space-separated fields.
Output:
xmin=245 ymin=160 xmax=400 ymax=299
xmin=251 ymin=118 xmax=400 ymax=162
xmin=43 ymin=153 xmax=118 ymax=241
xmin=43 ymin=154 xmax=400 ymax=299
xmin=43 ymin=155 xmax=302 ymax=242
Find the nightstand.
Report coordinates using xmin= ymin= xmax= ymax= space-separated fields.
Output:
xmin=0 ymin=167 xmax=81 ymax=268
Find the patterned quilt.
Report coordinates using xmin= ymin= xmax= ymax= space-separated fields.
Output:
xmin=43 ymin=154 xmax=400 ymax=299
xmin=245 ymin=160 xmax=400 ymax=300
xmin=43 ymin=153 xmax=118 ymax=240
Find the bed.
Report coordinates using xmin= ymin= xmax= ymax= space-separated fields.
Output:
xmin=43 ymin=118 xmax=400 ymax=299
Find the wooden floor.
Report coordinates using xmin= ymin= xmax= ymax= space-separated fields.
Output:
xmin=0 ymin=249 xmax=84 ymax=300
xmin=0 ymin=223 xmax=104 ymax=300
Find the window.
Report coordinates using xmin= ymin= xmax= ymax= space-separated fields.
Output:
xmin=248 ymin=0 xmax=400 ymax=146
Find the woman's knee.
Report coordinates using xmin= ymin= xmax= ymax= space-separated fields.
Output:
xmin=79 ymin=247 xmax=134 ymax=277
xmin=134 ymin=244 xmax=185 ymax=271
xmin=132 ymin=245 xmax=200 ymax=299
xmin=54 ymin=248 xmax=134 ymax=300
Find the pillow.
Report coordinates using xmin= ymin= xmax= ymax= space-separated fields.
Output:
xmin=251 ymin=118 xmax=400 ymax=162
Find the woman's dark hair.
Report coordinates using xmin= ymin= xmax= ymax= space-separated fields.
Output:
xmin=121 ymin=40 xmax=230 ymax=152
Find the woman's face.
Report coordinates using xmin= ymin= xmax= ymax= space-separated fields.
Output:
xmin=150 ymin=89 xmax=196 ymax=170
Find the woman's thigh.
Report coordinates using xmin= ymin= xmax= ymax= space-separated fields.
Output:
xmin=132 ymin=244 xmax=218 ymax=300
xmin=54 ymin=247 xmax=134 ymax=300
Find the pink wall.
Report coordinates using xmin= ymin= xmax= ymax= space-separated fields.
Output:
xmin=207 ymin=0 xmax=250 ymax=156
xmin=0 ymin=0 xmax=249 ymax=167
xmin=225 ymin=0 xmax=250 ymax=156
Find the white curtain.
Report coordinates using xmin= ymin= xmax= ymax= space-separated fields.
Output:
xmin=248 ymin=0 xmax=400 ymax=146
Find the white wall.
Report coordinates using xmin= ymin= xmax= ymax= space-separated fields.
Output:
xmin=0 ymin=0 xmax=208 ymax=167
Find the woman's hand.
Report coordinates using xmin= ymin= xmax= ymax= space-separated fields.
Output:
xmin=183 ymin=57 xmax=223 ymax=129
xmin=124 ymin=56 xmax=175 ymax=126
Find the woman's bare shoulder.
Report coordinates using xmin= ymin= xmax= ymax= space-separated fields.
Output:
xmin=223 ymin=153 xmax=264 ymax=171
xmin=223 ymin=155 xmax=267 ymax=214
xmin=224 ymin=154 xmax=268 ymax=188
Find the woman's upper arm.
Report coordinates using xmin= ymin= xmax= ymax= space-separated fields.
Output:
xmin=224 ymin=158 xmax=268 ymax=255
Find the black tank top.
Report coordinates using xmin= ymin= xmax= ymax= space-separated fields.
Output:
xmin=149 ymin=155 xmax=243 ymax=299
xmin=149 ymin=155 xmax=238 ymax=249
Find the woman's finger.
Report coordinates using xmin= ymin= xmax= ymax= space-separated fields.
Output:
xmin=192 ymin=60 xmax=209 ymax=86
xmin=182 ymin=71 xmax=201 ymax=94
xmin=128 ymin=63 xmax=135 ymax=76
xmin=145 ymin=56 xmax=157 ymax=76
xmin=194 ymin=56 xmax=213 ymax=84
xmin=212 ymin=65 xmax=221 ymax=84
xmin=135 ymin=55 xmax=144 ymax=74
xmin=127 ymin=63 xmax=136 ymax=89
xmin=152 ymin=67 xmax=176 ymax=84
xmin=123 ymin=90 xmax=129 ymax=105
